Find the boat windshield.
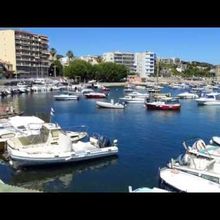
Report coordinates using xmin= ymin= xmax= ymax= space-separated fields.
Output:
xmin=206 ymin=95 xmax=215 ymax=99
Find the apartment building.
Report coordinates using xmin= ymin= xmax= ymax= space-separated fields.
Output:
xmin=159 ymin=57 xmax=181 ymax=65
xmin=79 ymin=55 xmax=99 ymax=65
xmin=0 ymin=29 xmax=50 ymax=77
xmin=103 ymin=52 xmax=136 ymax=72
xmin=135 ymin=52 xmax=156 ymax=77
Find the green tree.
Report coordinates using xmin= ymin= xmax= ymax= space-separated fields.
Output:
xmin=64 ymin=61 xmax=129 ymax=82
xmin=64 ymin=60 xmax=92 ymax=81
xmin=49 ymin=60 xmax=63 ymax=77
xmin=66 ymin=50 xmax=74 ymax=63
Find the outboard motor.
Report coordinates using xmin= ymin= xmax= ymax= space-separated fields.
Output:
xmin=98 ymin=136 xmax=111 ymax=148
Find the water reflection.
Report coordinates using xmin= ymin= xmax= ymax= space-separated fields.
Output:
xmin=197 ymin=105 xmax=220 ymax=121
xmin=8 ymin=156 xmax=118 ymax=192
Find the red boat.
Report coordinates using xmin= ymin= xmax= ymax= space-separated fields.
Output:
xmin=84 ymin=92 xmax=107 ymax=99
xmin=145 ymin=99 xmax=181 ymax=110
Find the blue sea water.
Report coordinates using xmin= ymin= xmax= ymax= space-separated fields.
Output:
xmin=1 ymin=86 xmax=220 ymax=192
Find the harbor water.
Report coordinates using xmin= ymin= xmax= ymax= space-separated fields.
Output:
xmin=1 ymin=86 xmax=220 ymax=192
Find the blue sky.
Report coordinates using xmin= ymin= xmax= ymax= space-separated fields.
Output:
xmin=10 ymin=28 xmax=220 ymax=64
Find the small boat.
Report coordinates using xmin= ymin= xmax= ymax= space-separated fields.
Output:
xmin=177 ymin=92 xmax=198 ymax=99
xmin=145 ymin=99 xmax=181 ymax=110
xmin=81 ymin=88 xmax=94 ymax=95
xmin=119 ymin=96 xmax=146 ymax=104
xmin=195 ymin=92 xmax=220 ymax=105
xmin=159 ymin=167 xmax=220 ymax=192
xmin=6 ymin=123 xmax=118 ymax=169
xmin=127 ymin=91 xmax=149 ymax=98
xmin=96 ymin=99 xmax=125 ymax=109
xmin=128 ymin=186 xmax=169 ymax=193
xmin=54 ymin=93 xmax=79 ymax=101
xmin=84 ymin=92 xmax=107 ymax=99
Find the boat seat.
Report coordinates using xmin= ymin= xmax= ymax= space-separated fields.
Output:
xmin=72 ymin=141 xmax=97 ymax=152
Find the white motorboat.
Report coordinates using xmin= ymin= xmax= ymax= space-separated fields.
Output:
xmin=54 ymin=93 xmax=79 ymax=101
xmin=119 ymin=96 xmax=146 ymax=104
xmin=81 ymin=88 xmax=94 ymax=95
xmin=159 ymin=167 xmax=220 ymax=192
xmin=6 ymin=123 xmax=118 ymax=169
xmin=127 ymin=91 xmax=149 ymax=98
xmin=96 ymin=99 xmax=125 ymax=109
xmin=84 ymin=92 xmax=107 ymax=99
xmin=167 ymin=150 xmax=220 ymax=185
xmin=177 ymin=92 xmax=198 ymax=99
xmin=195 ymin=92 xmax=220 ymax=105
xmin=128 ymin=186 xmax=169 ymax=193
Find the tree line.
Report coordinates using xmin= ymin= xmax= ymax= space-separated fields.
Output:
xmin=49 ymin=48 xmax=129 ymax=82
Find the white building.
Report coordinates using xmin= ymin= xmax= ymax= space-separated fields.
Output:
xmin=135 ymin=52 xmax=156 ymax=77
xmin=102 ymin=51 xmax=136 ymax=72
xmin=60 ymin=56 xmax=69 ymax=66
xmin=79 ymin=55 xmax=98 ymax=65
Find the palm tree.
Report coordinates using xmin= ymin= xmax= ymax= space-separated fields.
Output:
xmin=50 ymin=48 xmax=57 ymax=61
xmin=66 ymin=50 xmax=74 ymax=63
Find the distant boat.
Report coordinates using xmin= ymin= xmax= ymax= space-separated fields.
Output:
xmin=54 ymin=93 xmax=79 ymax=101
xmin=177 ymin=92 xmax=198 ymax=99
xmin=119 ymin=96 xmax=146 ymax=104
xmin=84 ymin=92 xmax=107 ymax=99
xmin=96 ymin=99 xmax=125 ymax=109
xmin=145 ymin=99 xmax=181 ymax=110
xmin=195 ymin=93 xmax=220 ymax=105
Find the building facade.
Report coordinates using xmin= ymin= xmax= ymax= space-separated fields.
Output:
xmin=103 ymin=52 xmax=136 ymax=72
xmin=0 ymin=30 xmax=50 ymax=78
xmin=79 ymin=55 xmax=99 ymax=65
xmin=215 ymin=65 xmax=220 ymax=78
xmin=135 ymin=52 xmax=156 ymax=78
xmin=159 ymin=57 xmax=181 ymax=65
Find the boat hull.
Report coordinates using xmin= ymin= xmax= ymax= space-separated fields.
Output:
xmin=54 ymin=96 xmax=79 ymax=101
xmin=8 ymin=148 xmax=118 ymax=169
xmin=85 ymin=94 xmax=106 ymax=99
xmin=159 ymin=167 xmax=220 ymax=192
xmin=145 ymin=103 xmax=181 ymax=110
xmin=96 ymin=101 xmax=124 ymax=109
